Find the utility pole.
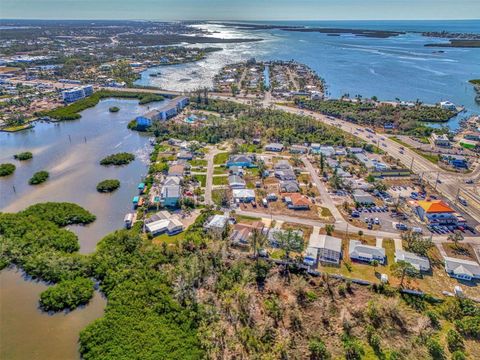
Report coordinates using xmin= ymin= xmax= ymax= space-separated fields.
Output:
xmin=434 ymin=172 xmax=440 ymax=190
xmin=410 ymin=157 xmax=414 ymax=171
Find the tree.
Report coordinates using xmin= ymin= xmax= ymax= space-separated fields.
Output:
xmin=309 ymin=338 xmax=331 ymax=360
xmin=319 ymin=153 xmax=325 ymax=173
xmin=371 ymin=260 xmax=379 ymax=274
xmin=325 ymin=224 xmax=335 ymax=236
xmin=402 ymin=231 xmax=433 ymax=256
xmin=291 ymin=155 xmax=302 ymax=167
xmin=390 ymin=260 xmax=418 ymax=288
xmin=448 ymin=231 xmax=464 ymax=249
xmin=274 ymin=229 xmax=304 ymax=267
xmin=251 ymin=228 xmax=267 ymax=261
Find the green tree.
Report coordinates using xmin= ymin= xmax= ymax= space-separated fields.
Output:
xmin=446 ymin=329 xmax=464 ymax=353
xmin=309 ymin=338 xmax=331 ymax=360
xmin=390 ymin=260 xmax=418 ymax=288
xmin=448 ymin=231 xmax=464 ymax=249
xmin=325 ymin=224 xmax=335 ymax=236
xmin=371 ymin=259 xmax=379 ymax=274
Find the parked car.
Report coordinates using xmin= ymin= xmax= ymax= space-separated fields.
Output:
xmin=395 ymin=223 xmax=408 ymax=231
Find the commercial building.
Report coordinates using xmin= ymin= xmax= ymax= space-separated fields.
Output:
xmin=416 ymin=200 xmax=457 ymax=225
xmin=62 ymin=85 xmax=93 ymax=103
xmin=142 ymin=96 xmax=189 ymax=122
xmin=430 ymin=133 xmax=450 ymax=147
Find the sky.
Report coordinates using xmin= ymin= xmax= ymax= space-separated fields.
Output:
xmin=1 ymin=0 xmax=480 ymax=21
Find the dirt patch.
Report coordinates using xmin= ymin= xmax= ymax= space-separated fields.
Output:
xmin=442 ymin=242 xmax=477 ymax=261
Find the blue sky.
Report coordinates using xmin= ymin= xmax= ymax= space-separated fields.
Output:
xmin=2 ymin=0 xmax=480 ymax=20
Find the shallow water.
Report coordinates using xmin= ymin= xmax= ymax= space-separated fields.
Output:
xmin=135 ymin=20 xmax=480 ymax=130
xmin=0 ymin=98 xmax=164 ymax=359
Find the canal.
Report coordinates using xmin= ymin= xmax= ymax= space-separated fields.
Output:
xmin=0 ymin=97 xmax=163 ymax=359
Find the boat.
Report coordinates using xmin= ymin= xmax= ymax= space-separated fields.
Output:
xmin=124 ymin=213 xmax=134 ymax=229
xmin=132 ymin=196 xmax=139 ymax=205
xmin=149 ymin=73 xmax=158 ymax=77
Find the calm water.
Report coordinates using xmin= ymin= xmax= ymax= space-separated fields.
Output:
xmin=0 ymin=98 xmax=164 ymax=360
xmin=135 ymin=20 xmax=480 ymax=129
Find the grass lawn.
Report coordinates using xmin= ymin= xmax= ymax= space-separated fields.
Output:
xmin=320 ymin=207 xmax=333 ymax=217
xmin=214 ymin=152 xmax=229 ymax=165
xmin=236 ymin=214 xmax=261 ymax=223
xmin=213 ymin=175 xmax=228 ymax=185
xmin=246 ymin=168 xmax=260 ymax=177
xmin=212 ymin=188 xmax=227 ymax=207
xmin=152 ymin=231 xmax=185 ymax=245
xmin=213 ymin=166 xmax=228 ymax=175
xmin=239 ymin=144 xmax=261 ymax=153
xmin=383 ymin=238 xmax=395 ymax=265
xmin=189 ymin=159 xmax=207 ymax=167
xmin=194 ymin=174 xmax=206 ymax=187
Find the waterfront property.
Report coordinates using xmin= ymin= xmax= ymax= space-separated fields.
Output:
xmin=349 ymin=240 xmax=386 ymax=264
xmin=62 ymin=85 xmax=93 ymax=103
xmin=444 ymin=257 xmax=480 ymax=281
xmin=138 ymin=96 xmax=189 ymax=122
xmin=146 ymin=218 xmax=184 ymax=236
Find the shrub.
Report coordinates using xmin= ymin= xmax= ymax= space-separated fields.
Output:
xmin=39 ymin=277 xmax=94 ymax=311
xmin=450 ymin=351 xmax=467 ymax=360
xmin=446 ymin=329 xmax=464 ymax=353
xmin=96 ymin=179 xmax=121 ymax=193
xmin=21 ymin=202 xmax=96 ymax=226
xmin=14 ymin=151 xmax=33 ymax=161
xmin=100 ymin=152 xmax=135 ymax=166
xmin=308 ymin=338 xmax=331 ymax=360
xmin=109 ymin=106 xmax=120 ymax=112
xmin=0 ymin=163 xmax=16 ymax=176
xmin=426 ymin=310 xmax=441 ymax=329
xmin=29 ymin=170 xmax=49 ymax=185
xmin=455 ymin=316 xmax=480 ymax=339
xmin=426 ymin=338 xmax=445 ymax=360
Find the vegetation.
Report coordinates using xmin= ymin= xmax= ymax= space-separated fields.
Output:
xmin=20 ymin=202 xmax=96 ymax=226
xmin=39 ymin=278 xmax=94 ymax=311
xmin=14 ymin=151 xmax=33 ymax=160
xmin=0 ymin=163 xmax=16 ymax=176
xmin=28 ymin=170 xmax=49 ymax=185
xmin=152 ymin=99 xmax=359 ymax=147
xmin=298 ymin=98 xmax=456 ymax=134
xmin=44 ymin=90 xmax=164 ymax=120
xmin=100 ymin=152 xmax=135 ymax=166
xmin=108 ymin=106 xmax=120 ymax=113
xmin=96 ymin=179 xmax=121 ymax=193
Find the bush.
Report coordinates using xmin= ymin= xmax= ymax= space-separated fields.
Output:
xmin=0 ymin=163 xmax=16 ymax=176
xmin=39 ymin=277 xmax=94 ymax=311
xmin=109 ymin=106 xmax=120 ymax=112
xmin=21 ymin=202 xmax=96 ymax=226
xmin=29 ymin=170 xmax=49 ymax=185
xmin=446 ymin=329 xmax=464 ymax=353
xmin=14 ymin=151 xmax=33 ymax=161
xmin=100 ymin=152 xmax=135 ymax=166
xmin=96 ymin=179 xmax=121 ymax=193
xmin=450 ymin=351 xmax=467 ymax=360
xmin=455 ymin=316 xmax=480 ymax=339
xmin=309 ymin=338 xmax=331 ymax=359
xmin=426 ymin=338 xmax=445 ymax=360
xmin=426 ymin=310 xmax=441 ymax=329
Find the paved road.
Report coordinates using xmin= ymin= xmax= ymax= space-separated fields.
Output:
xmin=204 ymin=148 xmax=219 ymax=206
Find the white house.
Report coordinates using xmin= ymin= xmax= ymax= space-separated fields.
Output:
xmin=204 ymin=214 xmax=229 ymax=233
xmin=308 ymin=234 xmax=343 ymax=265
xmin=444 ymin=257 xmax=480 ymax=281
xmin=395 ymin=250 xmax=430 ymax=272
xmin=232 ymin=189 xmax=256 ymax=203
xmin=228 ymin=175 xmax=246 ymax=189
xmin=349 ymin=240 xmax=386 ymax=264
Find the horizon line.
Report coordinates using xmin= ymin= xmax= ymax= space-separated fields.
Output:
xmin=1 ymin=18 xmax=479 ymax=22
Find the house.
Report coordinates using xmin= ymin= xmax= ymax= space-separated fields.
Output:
xmin=290 ymin=145 xmax=308 ymax=154
xmin=335 ymin=147 xmax=348 ymax=156
xmin=230 ymin=221 xmax=265 ymax=247
xmin=349 ymin=240 xmax=386 ymax=264
xmin=384 ymin=123 xmax=395 ymax=130
xmin=135 ymin=116 xmax=151 ymax=127
xmin=280 ymin=180 xmax=300 ymax=193
xmin=168 ymin=164 xmax=185 ymax=177
xmin=311 ymin=146 xmax=335 ymax=157
xmin=430 ymin=133 xmax=450 ymax=147
xmin=146 ymin=217 xmax=184 ymax=236
xmin=160 ymin=184 xmax=181 ymax=207
xmin=229 ymin=166 xmax=244 ymax=176
xmin=226 ymin=154 xmax=255 ymax=168
xmin=265 ymin=143 xmax=284 ymax=152
xmin=441 ymin=155 xmax=468 ymax=169
xmin=284 ymin=193 xmax=310 ymax=210
xmin=463 ymin=132 xmax=480 ymax=141
xmin=348 ymin=147 xmax=365 ymax=154
xmin=232 ymin=189 xmax=256 ymax=203
xmin=228 ymin=175 xmax=246 ymax=189
xmin=308 ymin=234 xmax=343 ymax=265
xmin=268 ymin=228 xmax=303 ymax=248
xmin=395 ymin=250 xmax=430 ymax=272
xmin=439 ymin=101 xmax=456 ymax=111
xmin=274 ymin=160 xmax=292 ymax=170
xmin=444 ymin=257 xmax=480 ymax=281
xmin=353 ymin=190 xmax=375 ymax=205
xmin=177 ymin=151 xmax=193 ymax=160
xmin=204 ymin=214 xmax=229 ymax=233
xmin=416 ymin=200 xmax=457 ymax=225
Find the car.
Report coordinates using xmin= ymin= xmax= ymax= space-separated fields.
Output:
xmin=368 ymin=223 xmax=373 ymax=230
xmin=374 ymin=218 xmax=380 ymax=225
xmin=412 ymin=227 xmax=423 ymax=234
xmin=395 ymin=223 xmax=408 ymax=231
xmin=399 ymin=150 xmax=404 ymax=154
xmin=351 ymin=211 xmax=360 ymax=218
xmin=465 ymin=179 xmax=474 ymax=184
xmin=382 ymin=143 xmax=387 ymax=147
xmin=365 ymin=217 xmax=370 ymax=223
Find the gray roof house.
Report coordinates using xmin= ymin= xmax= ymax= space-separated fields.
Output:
xmin=275 ymin=160 xmax=293 ymax=170
xmin=353 ymin=190 xmax=376 ymax=205
xmin=308 ymin=234 xmax=343 ymax=265
xmin=395 ymin=250 xmax=430 ymax=272
xmin=228 ymin=175 xmax=246 ymax=189
xmin=349 ymin=240 xmax=386 ymax=264
xmin=265 ymin=143 xmax=284 ymax=152
xmin=444 ymin=257 xmax=480 ymax=281
xmin=275 ymin=169 xmax=297 ymax=181
xmin=280 ymin=180 xmax=300 ymax=193
xmin=204 ymin=214 xmax=229 ymax=232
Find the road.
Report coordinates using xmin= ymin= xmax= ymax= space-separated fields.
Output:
xmin=204 ymin=147 xmax=219 ymax=206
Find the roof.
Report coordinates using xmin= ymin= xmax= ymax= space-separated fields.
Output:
xmin=275 ymin=160 xmax=292 ymax=170
xmin=164 ymin=176 xmax=181 ymax=186
xmin=232 ymin=189 xmax=255 ymax=199
xmin=395 ymin=250 xmax=430 ymax=271
xmin=265 ymin=143 xmax=284 ymax=150
xmin=353 ymin=190 xmax=375 ymax=204
xmin=168 ymin=164 xmax=185 ymax=176
xmin=146 ymin=219 xmax=170 ymax=233
xmin=417 ymin=200 xmax=454 ymax=214
xmin=205 ymin=214 xmax=228 ymax=229
xmin=280 ymin=180 xmax=300 ymax=193
xmin=349 ymin=240 xmax=385 ymax=260
xmin=444 ymin=257 xmax=480 ymax=277
xmin=309 ymin=234 xmax=342 ymax=253
xmin=228 ymin=175 xmax=246 ymax=186
xmin=229 ymin=154 xmax=253 ymax=163
xmin=161 ymin=184 xmax=181 ymax=198
xmin=286 ymin=193 xmax=310 ymax=207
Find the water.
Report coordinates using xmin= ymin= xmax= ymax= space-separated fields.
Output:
xmin=135 ymin=20 xmax=480 ymax=130
xmin=0 ymin=97 xmax=162 ymax=359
